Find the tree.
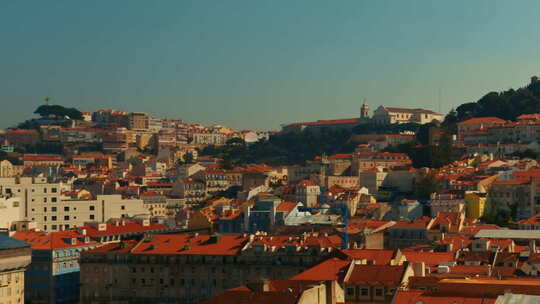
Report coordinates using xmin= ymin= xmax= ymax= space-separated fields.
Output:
xmin=34 ymin=105 xmax=83 ymax=120
xmin=413 ymin=171 xmax=440 ymax=201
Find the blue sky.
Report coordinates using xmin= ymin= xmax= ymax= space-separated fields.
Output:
xmin=2 ymin=1 xmax=540 ymax=130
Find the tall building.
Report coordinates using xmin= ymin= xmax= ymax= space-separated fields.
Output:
xmin=128 ymin=112 xmax=149 ymax=130
xmin=0 ymin=234 xmax=31 ymax=304
xmin=13 ymin=230 xmax=100 ymax=304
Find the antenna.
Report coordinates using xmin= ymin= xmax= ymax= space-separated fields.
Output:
xmin=44 ymin=96 xmax=50 ymax=105
xmin=438 ymin=88 xmax=442 ymax=114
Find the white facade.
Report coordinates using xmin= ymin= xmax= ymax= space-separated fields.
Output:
xmin=0 ymin=196 xmax=23 ymax=230
xmin=0 ymin=178 xmax=148 ymax=232
xmin=372 ymin=106 xmax=443 ymax=125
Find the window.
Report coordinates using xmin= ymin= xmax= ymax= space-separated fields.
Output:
xmin=52 ymin=216 xmax=57 ymax=221
xmin=64 ymin=216 xmax=69 ymax=220
xmin=44 ymin=207 xmax=47 ymax=212
xmin=44 ymin=216 xmax=47 ymax=221
xmin=51 ymin=197 xmax=57 ymax=203
xmin=52 ymin=225 xmax=57 ymax=230
xmin=43 ymin=225 xmax=47 ymax=230
xmin=89 ymin=206 xmax=95 ymax=211
xmin=346 ymin=287 xmax=355 ymax=296
xmin=375 ymin=287 xmax=384 ymax=297
xmin=52 ymin=188 xmax=57 ymax=193
xmin=360 ymin=288 xmax=369 ymax=296
xmin=43 ymin=198 xmax=47 ymax=203
xmin=121 ymin=205 xmax=125 ymax=210
xmin=52 ymin=207 xmax=57 ymax=212
xmin=89 ymin=215 xmax=95 ymax=220
xmin=64 ymin=206 xmax=70 ymax=212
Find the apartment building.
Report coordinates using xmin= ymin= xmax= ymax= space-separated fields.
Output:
xmin=128 ymin=112 xmax=150 ymax=130
xmin=0 ymin=234 xmax=31 ymax=304
xmin=79 ymin=232 xmax=340 ymax=304
xmin=0 ymin=178 xmax=149 ymax=231
xmin=13 ymin=230 xmax=101 ymax=304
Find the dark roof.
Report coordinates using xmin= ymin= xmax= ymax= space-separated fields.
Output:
xmin=0 ymin=234 xmax=30 ymax=250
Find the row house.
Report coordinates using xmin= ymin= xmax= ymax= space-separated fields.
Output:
xmin=351 ymin=151 xmax=412 ymax=175
xmin=488 ymin=179 xmax=535 ymax=220
xmin=195 ymin=169 xmax=230 ymax=195
xmin=172 ymin=179 xmax=206 ymax=205
xmin=202 ymin=279 xmax=339 ymax=304
xmin=342 ymin=262 xmax=413 ymax=303
xmin=77 ymin=219 xmax=169 ymax=243
xmin=60 ymin=128 xmax=102 ymax=144
xmin=22 ymin=154 xmax=64 ymax=167
xmin=0 ymin=159 xmax=24 ymax=177
xmin=92 ymin=109 xmax=128 ymax=126
xmin=386 ymin=217 xmax=433 ymax=249
xmin=13 ymin=229 xmax=101 ymax=304
xmin=457 ymin=117 xmax=506 ymax=145
xmin=190 ymin=131 xmax=227 ymax=146
xmin=79 ymin=232 xmax=340 ymax=304
xmin=0 ymin=129 xmax=40 ymax=147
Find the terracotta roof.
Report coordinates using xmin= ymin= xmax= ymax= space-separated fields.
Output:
xmin=392 ymin=290 xmax=496 ymax=304
xmin=292 ymin=258 xmax=350 ymax=281
xmin=341 ymin=249 xmax=395 ymax=265
xmin=131 ymin=234 xmax=248 ymax=255
xmin=403 ymin=251 xmax=455 ymax=265
xmin=12 ymin=230 xmax=99 ymax=250
xmin=78 ymin=222 xmax=168 ymax=237
xmin=384 ymin=107 xmax=440 ymax=115
xmin=276 ymin=201 xmax=297 ymax=213
xmin=457 ymin=117 xmax=506 ymax=125
xmin=344 ymin=264 xmax=406 ymax=287
xmin=286 ymin=118 xmax=359 ymax=127
xmin=86 ymin=240 xmax=139 ymax=254
xmin=517 ymin=113 xmax=540 ymax=120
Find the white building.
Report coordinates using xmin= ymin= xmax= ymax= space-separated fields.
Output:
xmin=372 ymin=106 xmax=443 ymax=125
xmin=0 ymin=195 xmax=23 ymax=231
xmin=0 ymin=177 xmax=148 ymax=232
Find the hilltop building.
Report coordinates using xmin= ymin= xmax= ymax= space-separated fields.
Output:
xmin=281 ymin=101 xmax=442 ymax=133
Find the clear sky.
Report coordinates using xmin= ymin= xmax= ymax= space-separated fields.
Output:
xmin=2 ymin=1 xmax=540 ymax=130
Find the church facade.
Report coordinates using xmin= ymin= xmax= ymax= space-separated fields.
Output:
xmin=281 ymin=102 xmax=442 ymax=133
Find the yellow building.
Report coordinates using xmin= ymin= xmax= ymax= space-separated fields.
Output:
xmin=465 ymin=192 xmax=487 ymax=219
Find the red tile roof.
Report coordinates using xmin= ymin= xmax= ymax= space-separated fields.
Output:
xmin=131 ymin=234 xmax=248 ymax=255
xmin=78 ymin=221 xmax=168 ymax=237
xmin=344 ymin=264 xmax=406 ymax=287
xmin=292 ymin=258 xmax=350 ymax=281
xmin=12 ymin=230 xmax=99 ymax=250
xmin=403 ymin=251 xmax=455 ymax=266
xmin=392 ymin=290 xmax=496 ymax=304
xmin=457 ymin=117 xmax=506 ymax=125
xmin=287 ymin=118 xmax=359 ymax=127
xmin=276 ymin=201 xmax=297 ymax=213
xmin=341 ymin=249 xmax=395 ymax=265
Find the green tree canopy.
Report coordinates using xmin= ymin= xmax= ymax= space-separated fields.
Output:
xmin=34 ymin=105 xmax=83 ymax=120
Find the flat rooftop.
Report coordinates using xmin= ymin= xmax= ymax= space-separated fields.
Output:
xmin=475 ymin=229 xmax=540 ymax=240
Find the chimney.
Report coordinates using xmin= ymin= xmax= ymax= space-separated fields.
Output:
xmin=412 ymin=262 xmax=426 ymax=277
xmin=208 ymin=233 xmax=220 ymax=244
xmin=247 ymin=278 xmax=270 ymax=292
